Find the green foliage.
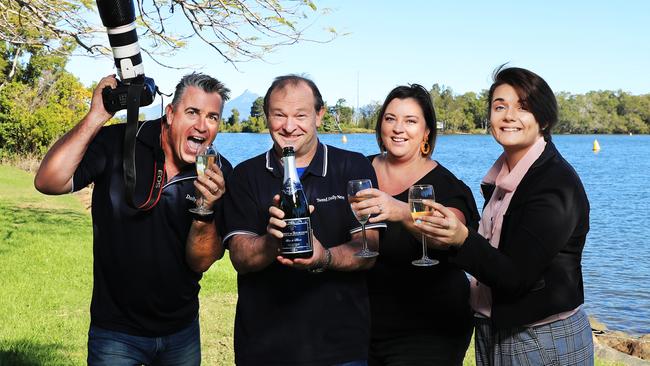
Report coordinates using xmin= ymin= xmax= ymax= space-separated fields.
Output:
xmin=227 ymin=108 xmax=241 ymax=126
xmin=250 ymin=97 xmax=265 ymax=118
xmin=556 ymin=90 xmax=650 ymax=134
xmin=0 ymin=43 xmax=90 ymax=159
xmin=320 ymin=99 xmax=354 ymax=133
xmin=241 ymin=115 xmax=267 ymax=133
xmin=357 ymin=102 xmax=382 ymax=130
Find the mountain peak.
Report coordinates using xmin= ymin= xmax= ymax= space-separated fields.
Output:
xmin=223 ymin=90 xmax=260 ymax=120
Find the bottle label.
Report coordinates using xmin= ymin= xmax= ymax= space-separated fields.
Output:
xmin=281 ymin=217 xmax=313 ymax=254
xmin=282 ymin=181 xmax=302 ymax=196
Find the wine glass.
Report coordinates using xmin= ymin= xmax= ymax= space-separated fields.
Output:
xmin=408 ymin=184 xmax=438 ymax=266
xmin=189 ymin=145 xmax=218 ymax=215
xmin=347 ymin=179 xmax=379 ymax=258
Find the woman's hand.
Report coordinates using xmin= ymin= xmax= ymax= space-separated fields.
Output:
xmin=414 ymin=200 xmax=469 ymax=248
xmin=350 ymin=188 xmax=410 ymax=224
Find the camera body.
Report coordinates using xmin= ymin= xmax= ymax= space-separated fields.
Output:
xmin=102 ymin=76 xmax=156 ymax=113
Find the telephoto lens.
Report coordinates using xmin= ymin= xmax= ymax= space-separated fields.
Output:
xmin=96 ymin=0 xmax=156 ymax=112
xmin=96 ymin=0 xmax=143 ymax=81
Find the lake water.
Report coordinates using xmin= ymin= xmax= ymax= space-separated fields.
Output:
xmin=214 ymin=133 xmax=650 ymax=335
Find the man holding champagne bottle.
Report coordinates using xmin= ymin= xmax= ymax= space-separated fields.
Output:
xmin=34 ymin=72 xmax=231 ymax=364
xmin=223 ymin=75 xmax=384 ymax=366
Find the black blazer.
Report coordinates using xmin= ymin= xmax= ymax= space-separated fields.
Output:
xmin=450 ymin=140 xmax=589 ymax=328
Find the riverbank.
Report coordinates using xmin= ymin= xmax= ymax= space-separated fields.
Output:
xmin=591 ymin=317 xmax=650 ymax=365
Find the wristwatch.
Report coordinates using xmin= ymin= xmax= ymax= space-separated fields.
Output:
xmin=309 ymin=248 xmax=332 ymax=273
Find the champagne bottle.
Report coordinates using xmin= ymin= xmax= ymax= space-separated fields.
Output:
xmin=279 ymin=146 xmax=313 ymax=259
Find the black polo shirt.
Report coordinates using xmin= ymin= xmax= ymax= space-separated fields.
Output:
xmin=72 ymin=118 xmax=232 ymax=337
xmin=223 ymin=142 xmax=384 ymax=366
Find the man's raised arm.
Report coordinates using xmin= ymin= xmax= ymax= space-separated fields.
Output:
xmin=35 ymin=75 xmax=117 ymax=195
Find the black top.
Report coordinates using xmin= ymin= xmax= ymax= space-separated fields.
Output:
xmin=223 ymin=143 xmax=385 ymax=366
xmin=73 ymin=118 xmax=232 ymax=337
xmin=367 ymin=156 xmax=480 ymax=338
xmin=451 ymin=141 xmax=589 ymax=328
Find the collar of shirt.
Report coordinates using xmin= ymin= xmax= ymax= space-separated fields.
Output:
xmin=482 ymin=136 xmax=547 ymax=193
xmin=265 ymin=141 xmax=328 ymax=179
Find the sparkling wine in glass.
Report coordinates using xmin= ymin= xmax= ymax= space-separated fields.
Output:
xmin=408 ymin=184 xmax=438 ymax=266
xmin=189 ymin=145 xmax=217 ymax=216
xmin=347 ymin=179 xmax=379 ymax=258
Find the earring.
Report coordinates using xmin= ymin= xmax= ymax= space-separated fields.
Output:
xmin=420 ymin=140 xmax=431 ymax=155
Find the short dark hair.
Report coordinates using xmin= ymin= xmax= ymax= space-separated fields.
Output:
xmin=172 ymin=72 xmax=230 ymax=113
xmin=375 ymin=84 xmax=437 ymax=156
xmin=263 ymin=74 xmax=324 ymax=117
xmin=488 ymin=65 xmax=557 ymax=139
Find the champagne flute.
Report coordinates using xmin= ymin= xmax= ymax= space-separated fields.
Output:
xmin=189 ymin=145 xmax=218 ymax=215
xmin=409 ymin=184 xmax=438 ymax=266
xmin=347 ymin=179 xmax=379 ymax=258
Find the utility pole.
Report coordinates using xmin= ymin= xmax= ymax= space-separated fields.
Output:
xmin=356 ymin=70 xmax=360 ymax=125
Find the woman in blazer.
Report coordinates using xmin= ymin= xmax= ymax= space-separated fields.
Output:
xmin=419 ymin=66 xmax=594 ymax=366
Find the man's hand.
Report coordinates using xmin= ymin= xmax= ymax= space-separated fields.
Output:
xmin=88 ymin=74 xmax=118 ymax=125
xmin=277 ymin=234 xmax=328 ymax=271
xmin=267 ymin=194 xmax=320 ymax=270
xmin=194 ymin=159 xmax=226 ymax=208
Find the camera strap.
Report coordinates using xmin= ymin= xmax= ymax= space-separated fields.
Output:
xmin=123 ymin=82 xmax=166 ymax=210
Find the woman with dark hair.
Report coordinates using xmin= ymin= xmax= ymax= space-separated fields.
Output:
xmin=419 ymin=66 xmax=594 ymax=365
xmin=350 ymin=84 xmax=479 ymax=365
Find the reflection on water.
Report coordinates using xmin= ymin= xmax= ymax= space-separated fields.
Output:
xmin=215 ymin=133 xmax=650 ymax=335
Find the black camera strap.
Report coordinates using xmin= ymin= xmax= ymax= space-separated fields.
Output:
xmin=123 ymin=82 xmax=166 ymax=210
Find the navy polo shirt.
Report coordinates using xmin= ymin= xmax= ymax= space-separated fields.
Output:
xmin=223 ymin=142 xmax=385 ymax=366
xmin=72 ymin=118 xmax=232 ymax=337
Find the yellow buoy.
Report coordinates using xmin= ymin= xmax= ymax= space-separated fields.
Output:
xmin=592 ymin=139 xmax=601 ymax=152
xmin=341 ymin=135 xmax=348 ymax=143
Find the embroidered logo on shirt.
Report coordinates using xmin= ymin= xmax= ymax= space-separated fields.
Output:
xmin=186 ymin=193 xmax=197 ymax=203
xmin=315 ymin=194 xmax=345 ymax=203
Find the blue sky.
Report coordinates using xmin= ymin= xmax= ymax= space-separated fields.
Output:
xmin=67 ymin=0 xmax=650 ymax=108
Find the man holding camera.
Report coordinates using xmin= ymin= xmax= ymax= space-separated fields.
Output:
xmin=34 ymin=72 xmax=231 ymax=365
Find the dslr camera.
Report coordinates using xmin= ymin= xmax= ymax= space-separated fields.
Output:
xmin=97 ymin=0 xmax=156 ymax=113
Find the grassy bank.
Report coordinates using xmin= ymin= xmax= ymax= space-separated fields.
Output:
xmin=0 ymin=165 xmax=237 ymax=365
xmin=0 ymin=164 xmax=621 ymax=365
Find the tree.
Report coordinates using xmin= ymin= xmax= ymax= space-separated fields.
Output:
xmin=358 ymin=102 xmax=381 ymax=130
xmin=323 ymin=98 xmax=353 ymax=132
xmin=0 ymin=73 xmax=90 ymax=157
xmin=241 ymin=115 xmax=265 ymax=132
xmin=250 ymin=96 xmax=264 ymax=118
xmin=0 ymin=0 xmax=337 ymax=67
xmin=227 ymin=108 xmax=240 ymax=126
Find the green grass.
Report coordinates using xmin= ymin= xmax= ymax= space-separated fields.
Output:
xmin=0 ymin=164 xmax=624 ymax=365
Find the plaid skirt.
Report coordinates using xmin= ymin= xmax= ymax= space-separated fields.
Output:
xmin=474 ymin=308 xmax=594 ymax=366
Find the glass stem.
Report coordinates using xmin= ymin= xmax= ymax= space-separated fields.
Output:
xmin=361 ymin=223 xmax=368 ymax=251
xmin=421 ymin=234 xmax=428 ymax=259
